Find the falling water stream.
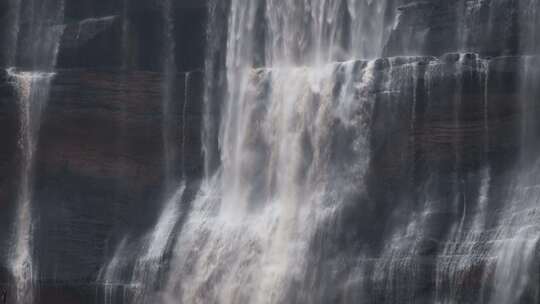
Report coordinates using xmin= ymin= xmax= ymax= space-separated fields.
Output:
xmin=164 ymin=1 xmax=539 ymax=303
xmin=162 ymin=1 xmax=390 ymax=303
xmin=5 ymin=0 xmax=65 ymax=302
xmin=100 ymin=2 xmax=188 ymax=303
xmin=77 ymin=0 xmax=538 ymax=303
xmin=7 ymin=69 xmax=54 ymax=304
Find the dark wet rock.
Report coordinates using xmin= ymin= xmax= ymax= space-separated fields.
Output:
xmin=384 ymin=0 xmax=540 ymax=57
xmin=58 ymin=16 xmax=123 ymax=69
xmin=0 ymin=68 xmax=203 ymax=290
xmin=0 ymin=0 xmax=208 ymax=71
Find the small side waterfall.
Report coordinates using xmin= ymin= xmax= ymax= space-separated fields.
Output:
xmin=102 ymin=69 xmax=197 ymax=303
xmin=6 ymin=70 xmax=54 ymax=304
xmin=129 ymin=182 xmax=186 ymax=303
xmin=99 ymin=2 xmax=195 ymax=299
xmin=5 ymin=0 xmax=65 ymax=302
xmin=181 ymin=72 xmax=191 ymax=177
xmin=486 ymin=55 xmax=540 ymax=304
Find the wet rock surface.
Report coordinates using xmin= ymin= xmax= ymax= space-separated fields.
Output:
xmin=0 ymin=69 xmax=204 ymax=302
xmin=385 ymin=0 xmax=540 ymax=57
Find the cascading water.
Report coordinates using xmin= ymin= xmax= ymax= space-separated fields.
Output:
xmin=0 ymin=0 xmax=530 ymax=303
xmin=100 ymin=69 xmax=198 ymax=302
xmin=91 ymin=0 xmax=540 ymax=303
xmin=162 ymin=1 xmax=392 ymax=303
xmin=4 ymin=0 xmax=64 ymax=302
xmin=99 ymin=2 xmax=199 ymax=301
xmin=164 ymin=60 xmax=381 ymax=304
xmin=161 ymin=1 xmax=540 ymax=303
xmin=7 ymin=70 xmax=54 ymax=304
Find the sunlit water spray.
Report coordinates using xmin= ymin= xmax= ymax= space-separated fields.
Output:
xmin=164 ymin=0 xmax=388 ymax=303
xmin=162 ymin=57 xmax=380 ymax=303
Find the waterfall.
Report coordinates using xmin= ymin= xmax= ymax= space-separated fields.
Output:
xmin=7 ymin=70 xmax=54 ymax=304
xmin=160 ymin=0 xmax=540 ymax=303
xmin=181 ymin=72 xmax=191 ymax=177
xmin=99 ymin=2 xmax=189 ymax=302
xmin=5 ymin=0 xmax=64 ymax=302
xmin=160 ymin=1 xmax=392 ymax=303
xmin=6 ymin=0 xmax=533 ymax=303
xmin=164 ymin=60 xmax=376 ymax=303
xmin=101 ymin=237 xmax=129 ymax=304
xmin=486 ymin=55 xmax=540 ymax=304
xmin=202 ymin=0 xmax=228 ymax=179
xmin=129 ymin=182 xmax=187 ymax=304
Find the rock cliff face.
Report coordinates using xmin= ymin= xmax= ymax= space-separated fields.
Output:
xmin=0 ymin=0 xmax=539 ymax=303
xmin=386 ymin=0 xmax=540 ymax=56
xmin=0 ymin=68 xmax=204 ymax=302
xmin=0 ymin=0 xmax=207 ymax=71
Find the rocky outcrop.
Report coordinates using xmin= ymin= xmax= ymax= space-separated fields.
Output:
xmin=384 ymin=0 xmax=540 ymax=57
xmin=0 ymin=0 xmax=207 ymax=71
